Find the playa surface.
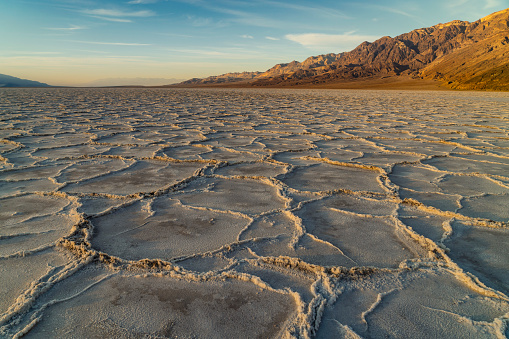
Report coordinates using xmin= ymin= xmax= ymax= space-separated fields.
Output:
xmin=0 ymin=88 xmax=508 ymax=338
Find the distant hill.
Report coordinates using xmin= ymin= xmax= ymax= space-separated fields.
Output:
xmin=0 ymin=74 xmax=52 ymax=88
xmin=179 ymin=72 xmax=263 ymax=85
xmin=176 ymin=8 xmax=509 ymax=91
xmin=81 ymin=77 xmax=185 ymax=87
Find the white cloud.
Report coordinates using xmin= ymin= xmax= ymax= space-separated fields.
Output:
xmin=89 ymin=16 xmax=133 ymax=23
xmin=368 ymin=5 xmax=426 ymax=25
xmin=177 ymin=2 xmax=285 ymax=28
xmin=70 ymin=40 xmax=151 ymax=46
xmin=260 ymin=0 xmax=350 ymax=20
xmin=445 ymin=0 xmax=469 ymax=7
xmin=211 ymin=8 xmax=283 ymax=28
xmin=241 ymin=35 xmax=254 ymax=39
xmin=82 ymin=8 xmax=155 ymax=17
xmin=0 ymin=55 xmax=154 ymax=68
xmin=484 ymin=0 xmax=504 ymax=9
xmin=46 ymin=25 xmax=87 ymax=31
xmin=187 ymin=16 xmax=212 ymax=26
xmin=7 ymin=51 xmax=62 ymax=55
xmin=128 ymin=0 xmax=159 ymax=4
xmin=157 ymin=32 xmax=194 ymax=38
xmin=285 ymin=33 xmax=379 ymax=49
xmin=171 ymin=48 xmax=242 ymax=57
xmin=265 ymin=36 xmax=279 ymax=40
xmin=167 ymin=47 xmax=273 ymax=60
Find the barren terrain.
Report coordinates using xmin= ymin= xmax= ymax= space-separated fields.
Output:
xmin=0 ymin=88 xmax=508 ymax=338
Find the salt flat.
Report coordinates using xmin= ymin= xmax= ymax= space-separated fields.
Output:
xmin=0 ymin=88 xmax=508 ymax=338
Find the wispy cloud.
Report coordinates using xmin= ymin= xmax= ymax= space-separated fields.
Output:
xmin=241 ymin=34 xmax=253 ymax=39
xmin=128 ymin=0 xmax=160 ymax=4
xmin=260 ymin=0 xmax=350 ymax=20
xmin=265 ymin=36 xmax=279 ymax=41
xmin=369 ymin=5 xmax=426 ymax=25
xmin=0 ymin=55 xmax=150 ymax=65
xmin=45 ymin=25 xmax=87 ymax=31
xmin=167 ymin=47 xmax=271 ymax=60
xmin=192 ymin=6 xmax=282 ymax=28
xmin=75 ymin=50 xmax=111 ymax=54
xmin=172 ymin=1 xmax=290 ymax=28
xmin=285 ymin=33 xmax=379 ymax=50
xmin=70 ymin=40 xmax=151 ymax=46
xmin=81 ymin=8 xmax=155 ymax=22
xmin=82 ymin=8 xmax=155 ymax=17
xmin=187 ymin=15 xmax=212 ymax=27
xmin=173 ymin=49 xmax=229 ymax=57
xmin=6 ymin=51 xmax=62 ymax=55
xmin=157 ymin=32 xmax=194 ymax=38
xmin=186 ymin=14 xmax=229 ymax=28
xmin=445 ymin=0 xmax=469 ymax=7
xmin=484 ymin=0 xmax=504 ymax=9
xmin=227 ymin=10 xmax=283 ymax=28
xmin=441 ymin=0 xmax=500 ymax=20
xmin=89 ymin=16 xmax=133 ymax=23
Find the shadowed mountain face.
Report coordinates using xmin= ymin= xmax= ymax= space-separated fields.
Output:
xmin=179 ymin=8 xmax=509 ymax=90
xmin=0 ymin=74 xmax=52 ymax=88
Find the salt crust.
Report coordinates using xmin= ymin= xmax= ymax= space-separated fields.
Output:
xmin=0 ymin=88 xmax=508 ymax=338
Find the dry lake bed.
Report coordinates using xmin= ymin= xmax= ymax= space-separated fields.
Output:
xmin=0 ymin=88 xmax=508 ymax=338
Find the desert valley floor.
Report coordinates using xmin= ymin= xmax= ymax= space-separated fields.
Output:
xmin=0 ymin=88 xmax=508 ymax=338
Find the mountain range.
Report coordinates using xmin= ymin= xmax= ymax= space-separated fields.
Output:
xmin=177 ymin=8 xmax=509 ymax=91
xmin=80 ymin=77 xmax=185 ymax=87
xmin=0 ymin=74 xmax=52 ymax=88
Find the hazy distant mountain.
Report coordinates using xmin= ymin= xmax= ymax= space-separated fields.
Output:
xmin=81 ymin=77 xmax=185 ymax=87
xmin=0 ymin=74 xmax=52 ymax=88
xmin=178 ymin=72 xmax=262 ymax=85
xmin=177 ymin=8 xmax=509 ymax=91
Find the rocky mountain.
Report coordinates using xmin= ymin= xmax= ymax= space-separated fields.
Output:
xmin=178 ymin=55 xmax=342 ymax=86
xmin=420 ymin=10 xmax=509 ymax=90
xmin=180 ymin=72 xmax=262 ymax=85
xmin=0 ymin=74 xmax=52 ymax=88
xmin=177 ymin=8 xmax=509 ymax=90
xmin=258 ymin=53 xmax=341 ymax=78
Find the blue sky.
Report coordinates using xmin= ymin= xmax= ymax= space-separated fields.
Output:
xmin=1 ymin=0 xmax=507 ymax=86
